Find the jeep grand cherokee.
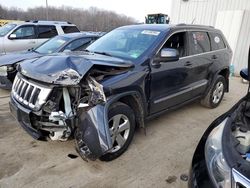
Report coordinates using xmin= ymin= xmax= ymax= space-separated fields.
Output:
xmin=9 ymin=24 xmax=232 ymax=161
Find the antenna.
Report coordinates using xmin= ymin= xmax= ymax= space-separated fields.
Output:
xmin=191 ymin=18 xmax=196 ymax=24
xmin=248 ymin=46 xmax=250 ymax=81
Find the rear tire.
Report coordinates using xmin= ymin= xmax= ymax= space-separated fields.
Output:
xmin=99 ymin=102 xmax=135 ymax=161
xmin=201 ymin=75 xmax=226 ymax=108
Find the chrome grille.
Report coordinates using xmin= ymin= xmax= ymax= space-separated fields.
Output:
xmin=232 ymin=169 xmax=250 ymax=188
xmin=12 ymin=75 xmax=52 ymax=110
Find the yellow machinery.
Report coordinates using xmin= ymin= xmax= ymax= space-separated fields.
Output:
xmin=0 ymin=19 xmax=22 ymax=26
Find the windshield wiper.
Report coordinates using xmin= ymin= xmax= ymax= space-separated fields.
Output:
xmin=82 ymin=49 xmax=90 ymax=52
xmin=91 ymin=51 xmax=112 ymax=57
xmin=28 ymin=48 xmax=39 ymax=53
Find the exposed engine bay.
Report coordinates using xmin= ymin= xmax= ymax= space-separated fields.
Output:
xmin=229 ymin=99 xmax=250 ymax=164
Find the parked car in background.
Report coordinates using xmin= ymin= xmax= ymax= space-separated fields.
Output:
xmin=9 ymin=24 xmax=232 ymax=162
xmin=0 ymin=20 xmax=80 ymax=54
xmin=0 ymin=32 xmax=102 ymax=89
xmin=189 ymin=49 xmax=250 ymax=188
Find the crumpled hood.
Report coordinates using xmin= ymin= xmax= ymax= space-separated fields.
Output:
xmin=18 ymin=52 xmax=134 ymax=85
xmin=0 ymin=51 xmax=42 ymax=66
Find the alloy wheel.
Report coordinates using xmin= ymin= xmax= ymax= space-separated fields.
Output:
xmin=108 ymin=114 xmax=130 ymax=153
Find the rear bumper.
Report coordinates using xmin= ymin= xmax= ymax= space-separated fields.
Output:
xmin=0 ymin=76 xmax=13 ymax=90
xmin=9 ymin=97 xmax=45 ymax=140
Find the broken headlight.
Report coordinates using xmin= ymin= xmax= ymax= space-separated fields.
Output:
xmin=0 ymin=66 xmax=7 ymax=76
xmin=205 ymin=118 xmax=231 ymax=188
xmin=0 ymin=65 xmax=15 ymax=75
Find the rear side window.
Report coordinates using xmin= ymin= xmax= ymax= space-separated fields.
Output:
xmin=37 ymin=25 xmax=58 ymax=39
xmin=209 ymin=33 xmax=226 ymax=50
xmin=62 ymin=26 xmax=80 ymax=33
xmin=64 ymin=38 xmax=93 ymax=51
xmin=188 ymin=31 xmax=211 ymax=55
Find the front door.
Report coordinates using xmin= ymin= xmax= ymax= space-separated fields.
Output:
xmin=149 ymin=31 xmax=195 ymax=114
xmin=4 ymin=25 xmax=37 ymax=52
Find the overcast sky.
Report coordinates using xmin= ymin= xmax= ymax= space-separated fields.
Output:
xmin=0 ymin=0 xmax=172 ymax=22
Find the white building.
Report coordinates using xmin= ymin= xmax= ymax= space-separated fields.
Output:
xmin=171 ymin=0 xmax=250 ymax=75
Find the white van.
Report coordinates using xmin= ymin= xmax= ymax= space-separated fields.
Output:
xmin=0 ymin=20 xmax=80 ymax=54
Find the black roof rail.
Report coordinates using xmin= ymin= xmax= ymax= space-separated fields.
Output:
xmin=25 ymin=20 xmax=73 ymax=24
xmin=176 ymin=23 xmax=186 ymax=26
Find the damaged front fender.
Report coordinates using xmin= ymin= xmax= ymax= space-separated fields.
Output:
xmin=75 ymin=91 xmax=143 ymax=161
xmin=75 ymin=104 xmax=112 ymax=160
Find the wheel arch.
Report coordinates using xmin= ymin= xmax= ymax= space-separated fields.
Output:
xmin=107 ymin=91 xmax=146 ymax=129
xmin=218 ymin=68 xmax=229 ymax=92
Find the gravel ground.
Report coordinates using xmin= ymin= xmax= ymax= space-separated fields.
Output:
xmin=0 ymin=77 xmax=248 ymax=188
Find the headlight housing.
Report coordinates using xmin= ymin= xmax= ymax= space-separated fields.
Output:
xmin=0 ymin=65 xmax=15 ymax=76
xmin=205 ymin=118 xmax=231 ymax=187
xmin=0 ymin=66 xmax=7 ymax=76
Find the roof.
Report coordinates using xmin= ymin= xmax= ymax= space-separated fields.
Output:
xmin=118 ymin=24 xmax=219 ymax=32
xmin=11 ymin=20 xmax=76 ymax=26
xmin=119 ymin=24 xmax=171 ymax=32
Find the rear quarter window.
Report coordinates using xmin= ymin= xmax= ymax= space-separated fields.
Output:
xmin=62 ymin=26 xmax=80 ymax=33
xmin=188 ymin=31 xmax=211 ymax=55
xmin=37 ymin=25 xmax=58 ymax=39
xmin=209 ymin=32 xmax=226 ymax=50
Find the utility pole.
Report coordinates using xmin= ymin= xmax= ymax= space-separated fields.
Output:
xmin=46 ymin=0 xmax=49 ymax=20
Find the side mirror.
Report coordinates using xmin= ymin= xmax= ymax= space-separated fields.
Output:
xmin=9 ymin=34 xmax=17 ymax=39
xmin=157 ymin=48 xmax=179 ymax=63
xmin=240 ymin=68 xmax=249 ymax=81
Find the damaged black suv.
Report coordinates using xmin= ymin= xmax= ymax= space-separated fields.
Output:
xmin=9 ymin=24 xmax=232 ymax=161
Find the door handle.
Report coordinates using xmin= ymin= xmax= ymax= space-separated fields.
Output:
xmin=211 ymin=55 xmax=218 ymax=60
xmin=184 ymin=61 xmax=192 ymax=66
xmin=29 ymin=41 xmax=36 ymax=44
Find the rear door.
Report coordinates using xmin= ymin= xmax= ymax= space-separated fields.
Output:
xmin=37 ymin=25 xmax=58 ymax=46
xmin=4 ymin=25 xmax=36 ymax=52
xmin=187 ymin=31 xmax=213 ymax=97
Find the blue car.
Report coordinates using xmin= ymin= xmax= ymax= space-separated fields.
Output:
xmin=0 ymin=32 xmax=102 ymax=89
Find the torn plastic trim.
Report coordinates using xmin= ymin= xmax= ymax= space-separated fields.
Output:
xmin=76 ymin=91 xmax=144 ymax=160
xmin=78 ymin=76 xmax=107 ymax=108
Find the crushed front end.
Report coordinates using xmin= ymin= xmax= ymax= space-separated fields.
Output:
xmin=10 ymin=72 xmax=112 ymax=160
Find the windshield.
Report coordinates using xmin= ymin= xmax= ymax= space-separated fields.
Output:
xmin=0 ymin=24 xmax=16 ymax=37
xmin=35 ymin=36 xmax=71 ymax=54
xmin=87 ymin=28 xmax=161 ymax=60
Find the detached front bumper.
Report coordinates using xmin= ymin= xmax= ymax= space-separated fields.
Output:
xmin=0 ymin=75 xmax=13 ymax=90
xmin=9 ymin=97 xmax=45 ymax=140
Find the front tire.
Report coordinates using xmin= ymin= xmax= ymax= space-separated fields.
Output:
xmin=201 ymin=75 xmax=226 ymax=108
xmin=99 ymin=102 xmax=135 ymax=161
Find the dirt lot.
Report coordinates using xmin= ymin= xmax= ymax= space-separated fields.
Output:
xmin=0 ymin=77 xmax=248 ymax=188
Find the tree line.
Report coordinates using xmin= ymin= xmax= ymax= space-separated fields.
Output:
xmin=0 ymin=5 xmax=137 ymax=31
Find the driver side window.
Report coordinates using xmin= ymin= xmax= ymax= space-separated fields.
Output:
xmin=162 ymin=32 xmax=187 ymax=58
xmin=11 ymin=25 xmax=35 ymax=39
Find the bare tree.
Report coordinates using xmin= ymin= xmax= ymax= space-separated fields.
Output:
xmin=0 ymin=4 xmax=137 ymax=31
